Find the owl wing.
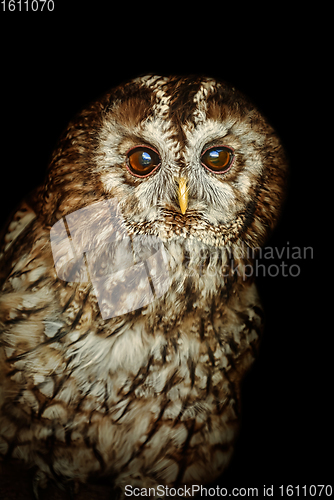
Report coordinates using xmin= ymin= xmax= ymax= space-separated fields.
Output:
xmin=0 ymin=191 xmax=129 ymax=381
xmin=0 ymin=189 xmax=63 ymax=370
xmin=0 ymin=193 xmax=40 ymax=286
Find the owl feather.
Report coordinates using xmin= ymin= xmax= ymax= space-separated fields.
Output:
xmin=0 ymin=75 xmax=287 ymax=497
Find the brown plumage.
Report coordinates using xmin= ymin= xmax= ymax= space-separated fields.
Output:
xmin=0 ymin=75 xmax=287 ymax=497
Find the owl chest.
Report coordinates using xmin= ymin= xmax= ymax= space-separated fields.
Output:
xmin=64 ymin=329 xmax=231 ymax=423
xmin=37 ymin=337 xmax=237 ymax=481
xmin=1 ymin=308 xmax=247 ymax=483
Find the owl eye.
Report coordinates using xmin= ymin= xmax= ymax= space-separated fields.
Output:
xmin=201 ymin=146 xmax=234 ymax=173
xmin=126 ymin=146 xmax=161 ymax=177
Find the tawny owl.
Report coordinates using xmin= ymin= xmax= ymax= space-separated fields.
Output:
xmin=0 ymin=75 xmax=287 ymax=497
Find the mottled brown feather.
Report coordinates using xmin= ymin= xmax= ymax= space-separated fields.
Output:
xmin=0 ymin=75 xmax=287 ymax=498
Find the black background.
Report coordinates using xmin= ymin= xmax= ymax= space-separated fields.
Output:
xmin=0 ymin=5 xmax=329 ymax=498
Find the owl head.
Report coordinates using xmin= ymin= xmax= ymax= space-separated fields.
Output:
xmin=40 ymin=75 xmax=288 ymax=262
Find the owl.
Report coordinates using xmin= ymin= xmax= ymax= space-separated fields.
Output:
xmin=0 ymin=75 xmax=287 ymax=498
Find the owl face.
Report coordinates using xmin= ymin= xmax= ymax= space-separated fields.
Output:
xmin=43 ymin=75 xmax=287 ymax=254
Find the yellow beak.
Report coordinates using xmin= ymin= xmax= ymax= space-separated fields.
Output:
xmin=178 ymin=177 xmax=188 ymax=215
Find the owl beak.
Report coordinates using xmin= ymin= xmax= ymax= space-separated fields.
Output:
xmin=178 ymin=177 xmax=188 ymax=215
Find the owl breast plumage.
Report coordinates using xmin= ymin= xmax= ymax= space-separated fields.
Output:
xmin=0 ymin=75 xmax=287 ymax=495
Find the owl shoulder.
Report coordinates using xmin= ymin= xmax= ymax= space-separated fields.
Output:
xmin=0 ymin=189 xmax=46 ymax=287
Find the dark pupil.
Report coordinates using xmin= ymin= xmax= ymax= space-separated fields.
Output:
xmin=208 ymin=148 xmax=229 ymax=167
xmin=128 ymin=148 xmax=160 ymax=175
xmin=140 ymin=151 xmax=152 ymax=166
